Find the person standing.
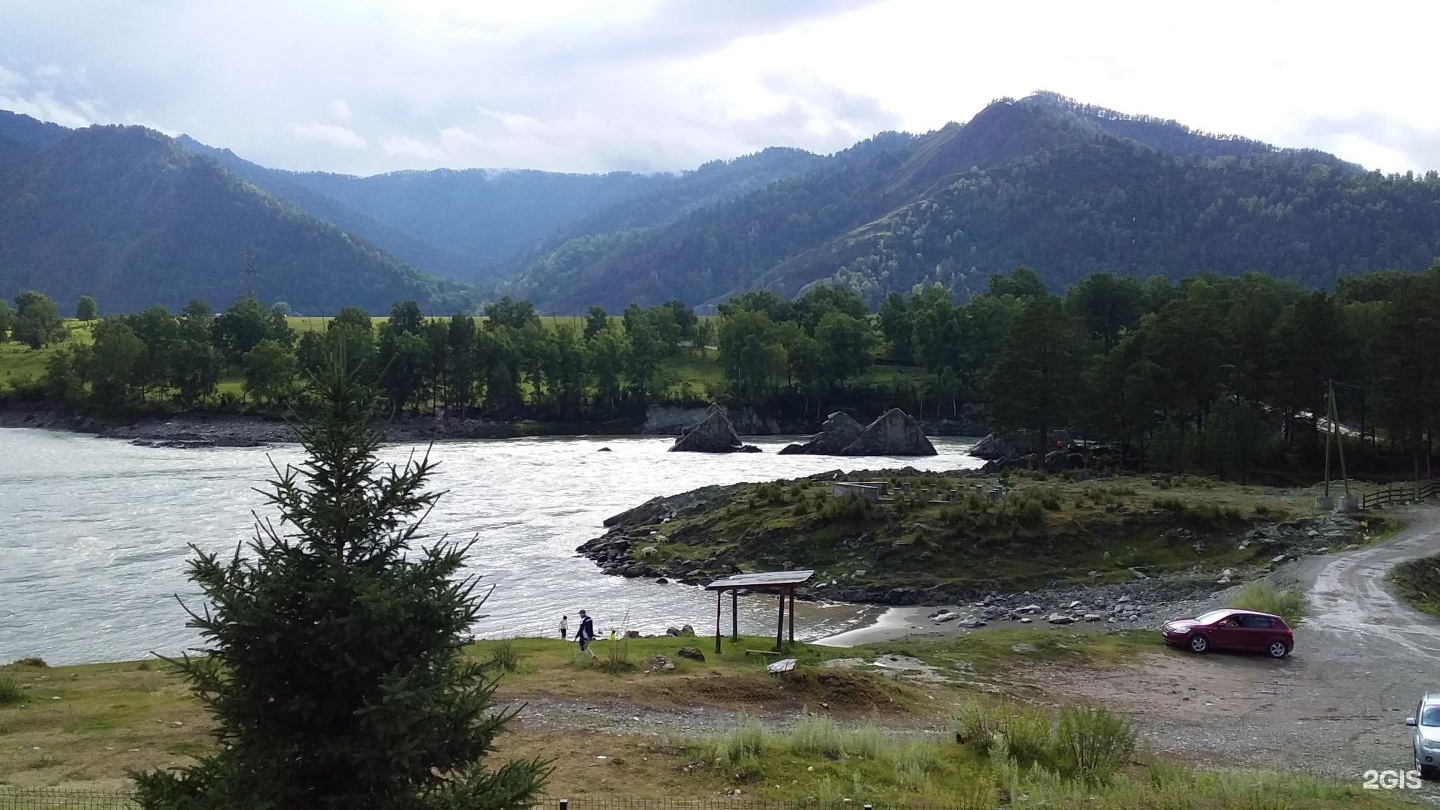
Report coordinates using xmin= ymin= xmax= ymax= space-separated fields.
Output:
xmin=576 ymin=610 xmax=596 ymax=657
xmin=559 ymin=615 xmax=569 ymax=641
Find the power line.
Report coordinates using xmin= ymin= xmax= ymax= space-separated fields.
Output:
xmin=1331 ymin=379 xmax=1440 ymax=407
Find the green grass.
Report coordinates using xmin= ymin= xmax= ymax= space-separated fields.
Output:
xmin=689 ymin=705 xmax=1411 ymax=808
xmin=0 ymin=674 xmax=24 ymax=706
xmin=1228 ymin=581 xmax=1308 ymax=625
xmin=0 ymin=640 xmax=1423 ymax=806
xmin=0 ymin=321 xmax=93 ymax=392
xmin=1390 ymin=553 xmax=1440 ymax=618
xmin=609 ymin=473 xmax=1324 ymax=596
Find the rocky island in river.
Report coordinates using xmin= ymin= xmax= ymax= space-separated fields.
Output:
xmin=578 ymin=470 xmax=1376 ymax=616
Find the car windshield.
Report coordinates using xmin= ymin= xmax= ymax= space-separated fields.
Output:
xmin=1421 ymin=707 xmax=1440 ymax=727
xmin=1194 ymin=610 xmax=1234 ymax=624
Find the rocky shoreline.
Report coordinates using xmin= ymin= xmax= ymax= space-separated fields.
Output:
xmin=1 ymin=402 xmax=985 ymax=449
xmin=0 ymin=406 xmax=628 ymax=448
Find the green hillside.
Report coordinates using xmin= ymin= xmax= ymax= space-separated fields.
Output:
xmin=509 ymin=94 xmax=1440 ymax=311
xmin=0 ymin=123 xmax=473 ymax=315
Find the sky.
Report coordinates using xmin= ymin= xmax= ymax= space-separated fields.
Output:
xmin=2 ymin=0 xmax=1438 ymax=177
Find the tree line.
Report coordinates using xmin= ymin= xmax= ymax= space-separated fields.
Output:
xmin=6 ymin=262 xmax=1440 ymax=481
xmin=865 ymin=264 xmax=1440 ymax=480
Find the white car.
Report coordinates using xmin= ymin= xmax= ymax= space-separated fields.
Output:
xmin=1405 ymin=693 xmax=1440 ymax=779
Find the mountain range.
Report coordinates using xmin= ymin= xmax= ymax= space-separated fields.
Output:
xmin=2 ymin=92 xmax=1438 ymax=315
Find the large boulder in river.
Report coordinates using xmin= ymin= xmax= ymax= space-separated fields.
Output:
xmin=668 ymin=404 xmax=744 ymax=453
xmin=969 ymin=432 xmax=1017 ymax=461
xmin=799 ymin=412 xmax=867 ymax=455
xmin=837 ymin=409 xmax=937 ymax=456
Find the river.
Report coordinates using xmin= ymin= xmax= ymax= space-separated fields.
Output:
xmin=0 ymin=428 xmax=983 ymax=665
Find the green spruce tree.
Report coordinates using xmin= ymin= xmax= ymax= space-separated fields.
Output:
xmin=132 ymin=358 xmax=548 ymax=810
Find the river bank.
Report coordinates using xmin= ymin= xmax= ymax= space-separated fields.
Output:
xmin=0 ymin=406 xmax=643 ymax=447
xmin=0 ymin=403 xmax=986 ymax=448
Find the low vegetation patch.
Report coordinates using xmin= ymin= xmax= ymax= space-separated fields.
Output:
xmin=1390 ymin=553 xmax=1440 ymax=618
xmin=956 ymin=699 xmax=1135 ymax=783
xmin=0 ymin=674 xmax=24 ymax=706
xmin=690 ymin=703 xmax=1402 ymax=807
xmin=587 ymin=472 xmax=1326 ymax=598
xmin=1228 ymin=581 xmax=1308 ymax=625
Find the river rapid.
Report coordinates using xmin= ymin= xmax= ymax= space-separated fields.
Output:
xmin=0 ymin=428 xmax=982 ymax=665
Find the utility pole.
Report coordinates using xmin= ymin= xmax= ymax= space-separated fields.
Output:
xmin=1324 ymin=379 xmax=1350 ymax=499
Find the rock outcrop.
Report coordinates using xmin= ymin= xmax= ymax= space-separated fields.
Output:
xmin=777 ymin=412 xmax=867 ymax=456
xmin=668 ymin=404 xmax=744 ymax=453
xmin=837 ymin=409 xmax=937 ymax=456
xmin=968 ymin=433 xmax=1017 ymax=460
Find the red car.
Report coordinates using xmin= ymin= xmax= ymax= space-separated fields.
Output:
xmin=1160 ymin=609 xmax=1293 ymax=658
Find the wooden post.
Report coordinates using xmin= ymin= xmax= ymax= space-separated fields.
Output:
xmin=731 ymin=590 xmax=739 ymax=642
xmin=787 ymin=589 xmax=795 ymax=645
xmin=714 ymin=590 xmax=722 ymax=655
xmin=775 ymin=591 xmax=785 ymax=651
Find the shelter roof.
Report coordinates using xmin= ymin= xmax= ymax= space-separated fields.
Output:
xmin=705 ymin=570 xmax=814 ymax=591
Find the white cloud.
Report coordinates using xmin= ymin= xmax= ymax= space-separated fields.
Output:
xmin=0 ymin=64 xmax=25 ymax=92
xmin=382 ymin=135 xmax=446 ymax=162
xmin=0 ymin=90 xmax=95 ymax=127
xmin=1 ymin=0 xmax=1437 ymax=174
xmin=286 ymin=122 xmax=367 ymax=150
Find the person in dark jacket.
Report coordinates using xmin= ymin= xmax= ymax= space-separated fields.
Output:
xmin=576 ymin=610 xmax=596 ymax=656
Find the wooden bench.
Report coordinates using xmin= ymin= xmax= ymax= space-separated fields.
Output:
xmin=744 ymin=649 xmax=782 ymax=657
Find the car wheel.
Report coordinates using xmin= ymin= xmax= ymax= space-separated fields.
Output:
xmin=1266 ymin=640 xmax=1289 ymax=659
xmin=1188 ymin=634 xmax=1209 ymax=653
xmin=1421 ymin=763 xmax=1437 ymax=781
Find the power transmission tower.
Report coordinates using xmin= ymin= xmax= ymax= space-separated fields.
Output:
xmin=242 ymin=249 xmax=257 ymax=299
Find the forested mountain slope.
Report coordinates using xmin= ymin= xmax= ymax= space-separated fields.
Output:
xmin=511 ymin=94 xmax=1440 ymax=311
xmin=0 ymin=122 xmax=471 ymax=313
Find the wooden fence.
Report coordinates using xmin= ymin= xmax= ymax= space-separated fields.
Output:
xmin=1360 ymin=480 xmax=1440 ymax=510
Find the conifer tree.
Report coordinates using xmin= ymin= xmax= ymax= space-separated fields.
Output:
xmin=133 ymin=357 xmax=548 ymax=810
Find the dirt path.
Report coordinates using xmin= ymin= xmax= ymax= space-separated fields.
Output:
xmin=1041 ymin=506 xmax=1440 ymax=787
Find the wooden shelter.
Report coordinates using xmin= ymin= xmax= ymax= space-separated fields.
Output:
xmin=704 ymin=570 xmax=814 ymax=654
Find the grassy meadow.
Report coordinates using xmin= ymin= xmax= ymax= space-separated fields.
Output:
xmin=0 ymin=632 xmax=1420 ymax=807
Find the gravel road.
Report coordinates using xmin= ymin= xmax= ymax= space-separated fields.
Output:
xmin=1042 ymin=506 xmax=1440 ymax=792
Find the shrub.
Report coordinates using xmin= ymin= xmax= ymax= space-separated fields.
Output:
xmin=819 ymin=493 xmax=871 ymax=521
xmin=1003 ymin=704 xmax=1054 ymax=767
xmin=789 ymin=712 xmax=846 ymax=758
xmin=1017 ymin=498 xmax=1045 ymax=528
xmin=956 ymin=700 xmax=1003 ymax=754
xmin=1229 ymin=581 xmax=1307 ymax=625
xmin=846 ymin=722 xmax=886 ymax=760
xmin=0 ymin=675 xmax=24 ymax=706
xmin=1037 ymin=488 xmax=1062 ymax=511
xmin=489 ymin=639 xmax=521 ymax=673
xmin=10 ymin=657 xmax=46 ymax=668
xmin=1052 ymin=706 xmax=1135 ymax=784
xmin=714 ymin=718 xmax=767 ymax=765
